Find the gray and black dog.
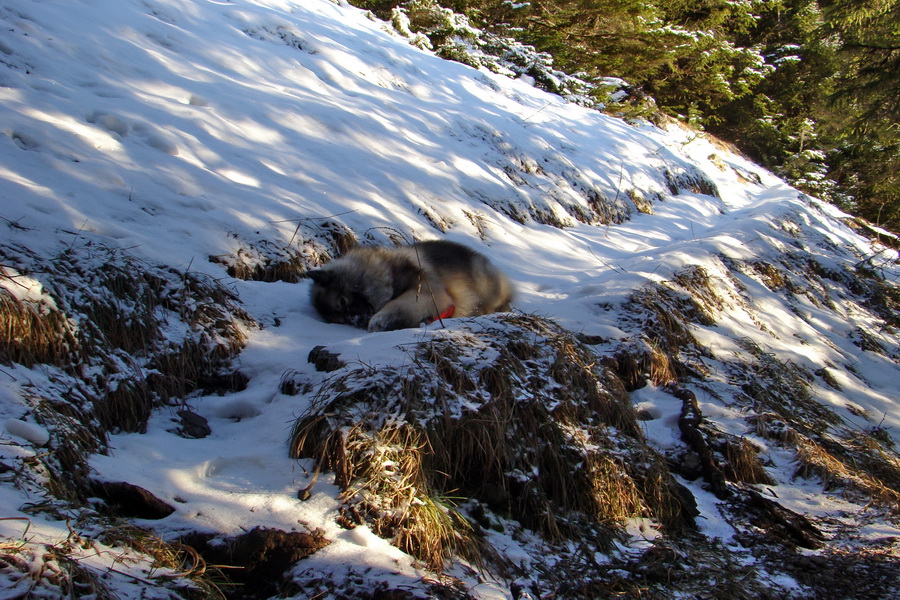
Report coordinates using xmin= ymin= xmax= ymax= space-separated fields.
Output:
xmin=308 ymin=240 xmax=513 ymax=331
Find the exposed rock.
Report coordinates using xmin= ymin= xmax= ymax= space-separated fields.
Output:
xmin=92 ymin=481 xmax=175 ymax=520
xmin=308 ymin=345 xmax=345 ymax=372
xmin=177 ymin=409 xmax=211 ymax=439
xmin=673 ymin=386 xmax=730 ymax=499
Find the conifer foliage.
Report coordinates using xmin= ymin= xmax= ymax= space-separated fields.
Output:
xmin=821 ymin=0 xmax=900 ymax=229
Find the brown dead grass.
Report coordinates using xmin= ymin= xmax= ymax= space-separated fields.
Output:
xmin=210 ymin=220 xmax=358 ymax=282
xmin=0 ymin=244 xmax=253 ymax=599
xmin=291 ymin=314 xmax=697 ymax=570
xmin=27 ymin=393 xmax=105 ymax=502
xmin=722 ymin=437 xmax=776 ymax=486
xmin=292 ymin=415 xmax=485 ymax=570
xmin=619 ymin=266 xmax=731 ymax=387
xmin=794 ymin=435 xmax=900 ymax=511
xmin=102 ymin=523 xmax=229 ymax=597
xmin=738 ymin=338 xmax=840 ymax=434
xmin=46 ymin=252 xmax=253 ymax=433
xmin=1 ymin=243 xmax=254 ymax=516
xmin=0 ymin=268 xmax=78 ymax=368
xmin=752 ymin=414 xmax=900 ymax=512
xmin=0 ymin=518 xmax=228 ymax=600
xmin=672 ymin=266 xmax=727 ymax=324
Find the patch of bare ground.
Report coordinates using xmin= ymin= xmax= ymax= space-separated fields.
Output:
xmin=180 ymin=528 xmax=330 ymax=600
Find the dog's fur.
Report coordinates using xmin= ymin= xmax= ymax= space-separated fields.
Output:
xmin=308 ymin=240 xmax=513 ymax=331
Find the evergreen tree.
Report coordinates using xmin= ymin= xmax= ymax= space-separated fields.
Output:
xmin=706 ymin=1 xmax=842 ymax=199
xmin=821 ymin=0 xmax=900 ymax=229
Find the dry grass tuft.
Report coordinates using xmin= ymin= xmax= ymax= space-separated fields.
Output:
xmin=290 ymin=314 xmax=696 ymax=569
xmin=101 ymin=523 xmax=229 ymax=597
xmin=749 ymin=260 xmax=788 ymax=291
xmin=31 ymin=249 xmax=255 ymax=433
xmin=620 ymin=266 xmax=730 ymax=385
xmin=628 ymin=286 xmax=700 ymax=352
xmin=737 ymin=338 xmax=839 ymax=434
xmin=856 ymin=263 xmax=900 ymax=329
xmin=293 ymin=415 xmax=485 ymax=570
xmin=28 ymin=394 xmax=106 ymax=502
xmin=674 ymin=266 xmax=731 ymax=321
xmin=210 ymin=219 xmax=357 ymax=282
xmin=0 ymin=519 xmax=227 ymax=599
xmin=610 ymin=337 xmax=681 ymax=390
xmin=646 ymin=339 xmax=679 ymax=386
xmin=628 ymin=189 xmax=656 ymax=215
xmin=664 ymin=167 xmax=720 ymax=198
xmin=794 ymin=435 xmax=900 ymax=510
xmin=751 ymin=412 xmax=900 ymax=511
xmin=0 ymin=541 xmax=118 ymax=599
xmin=734 ymin=337 xmax=900 ymax=510
xmin=0 ymin=266 xmax=78 ymax=367
xmin=722 ymin=437 xmax=776 ymax=486
xmin=515 ymin=530 xmax=772 ymax=600
xmin=750 ymin=412 xmax=801 ymax=446
xmin=210 ymin=242 xmax=309 ymax=282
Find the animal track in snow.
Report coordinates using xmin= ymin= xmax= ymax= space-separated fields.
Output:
xmin=87 ymin=111 xmax=131 ymax=137
xmin=8 ymin=129 xmax=41 ymax=151
xmin=142 ymin=0 xmax=178 ymax=26
xmin=85 ymin=110 xmax=179 ymax=155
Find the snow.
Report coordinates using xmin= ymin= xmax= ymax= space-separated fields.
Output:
xmin=1 ymin=0 xmax=899 ymax=598
xmin=3 ymin=418 xmax=50 ymax=447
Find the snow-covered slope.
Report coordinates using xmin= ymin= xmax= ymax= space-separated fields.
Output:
xmin=1 ymin=0 xmax=898 ymax=598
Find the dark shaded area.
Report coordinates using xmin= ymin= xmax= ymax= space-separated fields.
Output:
xmin=180 ymin=527 xmax=330 ymax=600
xmin=92 ymin=481 xmax=176 ymax=520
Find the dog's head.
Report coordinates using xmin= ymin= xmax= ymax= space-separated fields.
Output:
xmin=308 ymin=268 xmax=376 ymax=328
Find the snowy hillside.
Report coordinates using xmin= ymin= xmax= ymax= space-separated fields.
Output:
xmin=1 ymin=0 xmax=899 ymax=598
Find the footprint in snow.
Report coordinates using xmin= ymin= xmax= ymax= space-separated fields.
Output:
xmin=142 ymin=1 xmax=178 ymax=26
xmin=86 ymin=110 xmax=131 ymax=137
xmin=8 ymin=129 xmax=40 ymax=151
xmin=86 ymin=110 xmax=179 ymax=155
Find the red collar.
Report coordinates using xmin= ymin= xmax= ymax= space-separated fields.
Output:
xmin=427 ymin=305 xmax=455 ymax=324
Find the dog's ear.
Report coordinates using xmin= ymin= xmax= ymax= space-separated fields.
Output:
xmin=391 ymin=261 xmax=419 ymax=299
xmin=307 ymin=269 xmax=332 ymax=285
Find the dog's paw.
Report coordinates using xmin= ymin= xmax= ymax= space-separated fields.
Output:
xmin=368 ymin=311 xmax=402 ymax=332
